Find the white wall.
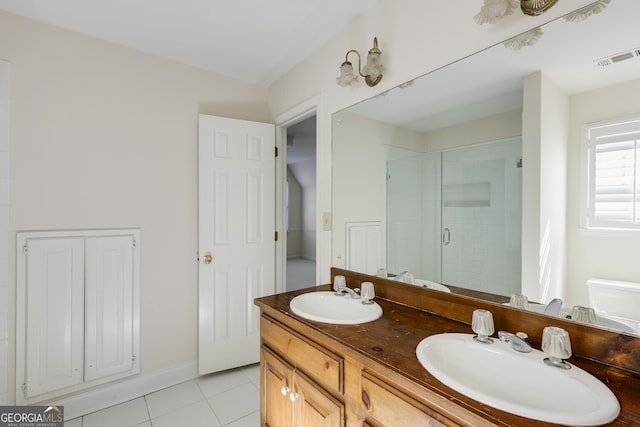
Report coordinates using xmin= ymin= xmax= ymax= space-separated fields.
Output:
xmin=268 ymin=0 xmax=596 ymax=283
xmin=0 ymin=60 xmax=10 ymax=405
xmin=332 ymin=111 xmax=422 ymax=268
xmin=566 ymin=78 xmax=640 ymax=306
xmin=0 ymin=11 xmax=270 ymax=405
xmin=521 ymin=72 xmax=569 ymax=303
xmin=423 ymin=110 xmax=522 ymax=152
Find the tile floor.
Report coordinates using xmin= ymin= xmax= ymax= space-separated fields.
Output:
xmin=65 ymin=364 xmax=260 ymax=427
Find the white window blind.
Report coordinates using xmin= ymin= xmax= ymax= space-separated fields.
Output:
xmin=586 ymin=119 xmax=640 ymax=229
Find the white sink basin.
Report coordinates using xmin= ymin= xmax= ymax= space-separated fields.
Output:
xmin=416 ymin=333 xmax=620 ymax=425
xmin=413 ymin=278 xmax=451 ymax=293
xmin=290 ymin=291 xmax=382 ymax=324
xmin=505 ymin=302 xmax=637 ymax=334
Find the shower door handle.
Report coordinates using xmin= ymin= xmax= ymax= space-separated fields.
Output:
xmin=442 ymin=228 xmax=450 ymax=246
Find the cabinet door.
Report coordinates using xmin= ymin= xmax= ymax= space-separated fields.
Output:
xmin=262 ymin=348 xmax=294 ymax=427
xmin=294 ymin=370 xmax=344 ymax=427
xmin=24 ymin=237 xmax=85 ymax=398
xmin=361 ymin=372 xmax=454 ymax=426
xmin=84 ymin=235 xmax=137 ymax=381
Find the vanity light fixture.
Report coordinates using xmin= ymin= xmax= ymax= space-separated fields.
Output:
xmin=503 ymin=27 xmax=543 ymax=50
xmin=474 ymin=0 xmax=560 ymax=24
xmin=474 ymin=0 xmax=518 ymax=25
xmin=336 ymin=37 xmax=384 ymax=87
xmin=520 ymin=0 xmax=559 ymax=16
xmin=564 ymin=0 xmax=611 ymax=22
xmin=486 ymin=0 xmax=611 ymax=51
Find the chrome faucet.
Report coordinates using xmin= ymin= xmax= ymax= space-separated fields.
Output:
xmin=393 ymin=270 xmax=410 ymax=281
xmin=498 ymin=331 xmax=532 ymax=353
xmin=335 ymin=286 xmax=360 ymax=299
xmin=544 ymin=298 xmax=563 ymax=317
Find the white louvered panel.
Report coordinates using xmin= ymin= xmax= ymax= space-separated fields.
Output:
xmin=84 ymin=235 xmax=135 ymax=382
xmin=345 ymin=222 xmax=382 ymax=275
xmin=25 ymin=238 xmax=84 ymax=398
xmin=591 ymin=133 xmax=640 ymax=227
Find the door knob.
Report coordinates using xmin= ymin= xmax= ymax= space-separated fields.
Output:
xmin=202 ymin=253 xmax=212 ymax=264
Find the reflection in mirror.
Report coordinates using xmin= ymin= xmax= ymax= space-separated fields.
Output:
xmin=331 ymin=0 xmax=640 ymax=335
xmin=386 ymin=139 xmax=522 ymax=297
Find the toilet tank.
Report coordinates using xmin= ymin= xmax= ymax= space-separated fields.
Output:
xmin=586 ymin=278 xmax=640 ymax=321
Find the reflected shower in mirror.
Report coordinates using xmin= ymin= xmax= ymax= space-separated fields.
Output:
xmin=331 ymin=0 xmax=640 ymax=335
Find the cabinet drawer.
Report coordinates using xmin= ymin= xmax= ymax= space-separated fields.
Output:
xmin=361 ymin=371 xmax=459 ymax=427
xmin=261 ymin=315 xmax=343 ymax=395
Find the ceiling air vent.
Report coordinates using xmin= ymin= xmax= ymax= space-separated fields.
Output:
xmin=594 ymin=47 xmax=640 ymax=66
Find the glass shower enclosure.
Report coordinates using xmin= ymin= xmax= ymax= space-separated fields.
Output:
xmin=387 ymin=138 xmax=522 ymax=296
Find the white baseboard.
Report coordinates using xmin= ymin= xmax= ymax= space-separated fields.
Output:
xmin=59 ymin=360 xmax=198 ymax=420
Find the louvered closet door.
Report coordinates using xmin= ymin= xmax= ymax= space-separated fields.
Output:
xmin=84 ymin=235 xmax=136 ymax=381
xmin=24 ymin=237 xmax=85 ymax=398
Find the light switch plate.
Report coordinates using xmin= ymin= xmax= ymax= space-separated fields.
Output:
xmin=322 ymin=212 xmax=332 ymax=231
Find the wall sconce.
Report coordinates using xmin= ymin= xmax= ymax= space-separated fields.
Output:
xmin=336 ymin=37 xmax=384 ymax=87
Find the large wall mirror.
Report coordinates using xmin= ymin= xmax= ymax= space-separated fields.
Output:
xmin=331 ymin=0 xmax=640 ymax=336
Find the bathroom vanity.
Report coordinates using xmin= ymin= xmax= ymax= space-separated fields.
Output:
xmin=255 ymin=268 xmax=640 ymax=426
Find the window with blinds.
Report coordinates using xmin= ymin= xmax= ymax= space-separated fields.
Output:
xmin=586 ymin=118 xmax=640 ymax=230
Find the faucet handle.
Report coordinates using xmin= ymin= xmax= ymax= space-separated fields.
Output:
xmin=333 ymin=275 xmax=346 ymax=293
xmin=361 ymin=282 xmax=375 ymax=304
xmin=542 ymin=326 xmax=572 ymax=369
xmin=472 ymin=309 xmax=494 ymax=344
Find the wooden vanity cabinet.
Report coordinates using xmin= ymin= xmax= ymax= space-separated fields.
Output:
xmin=260 ymin=315 xmax=345 ymax=427
xmin=257 ymin=277 xmax=640 ymax=426
xmin=359 ymin=371 xmax=457 ymax=427
xmin=262 ymin=348 xmax=344 ymax=427
xmin=259 ymin=311 xmax=498 ymax=427
xmin=259 ymin=313 xmax=473 ymax=427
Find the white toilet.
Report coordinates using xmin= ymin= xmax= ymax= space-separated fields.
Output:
xmin=586 ymin=278 xmax=640 ymax=332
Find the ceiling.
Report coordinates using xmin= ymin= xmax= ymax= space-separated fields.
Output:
xmin=346 ymin=0 xmax=640 ymax=132
xmin=0 ymin=0 xmax=378 ymax=86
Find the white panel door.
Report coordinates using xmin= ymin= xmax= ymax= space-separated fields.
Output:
xmin=84 ymin=235 xmax=136 ymax=381
xmin=24 ymin=237 xmax=85 ymax=398
xmin=198 ymin=114 xmax=275 ymax=375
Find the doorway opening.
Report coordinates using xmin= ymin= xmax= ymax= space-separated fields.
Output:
xmin=284 ymin=115 xmax=317 ymax=291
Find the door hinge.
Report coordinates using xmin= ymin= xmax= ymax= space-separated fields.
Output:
xmin=22 ymin=382 xmax=27 ymax=397
xmin=23 ymin=244 xmax=28 ymax=256
xmin=275 ymin=146 xmax=279 ymax=157
xmin=132 ymin=354 xmax=137 ymax=364
xmin=275 ymin=231 xmax=279 ymax=242
xmin=517 ymin=158 xmax=523 ymax=168
xmin=132 ymin=239 xmax=137 ymax=248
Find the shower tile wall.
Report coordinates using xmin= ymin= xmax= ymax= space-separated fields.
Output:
xmin=0 ymin=59 xmax=10 ymax=405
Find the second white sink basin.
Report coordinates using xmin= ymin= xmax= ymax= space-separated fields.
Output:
xmin=504 ymin=302 xmax=638 ymax=334
xmin=413 ymin=278 xmax=451 ymax=293
xmin=416 ymin=333 xmax=620 ymax=425
xmin=290 ymin=291 xmax=382 ymax=324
